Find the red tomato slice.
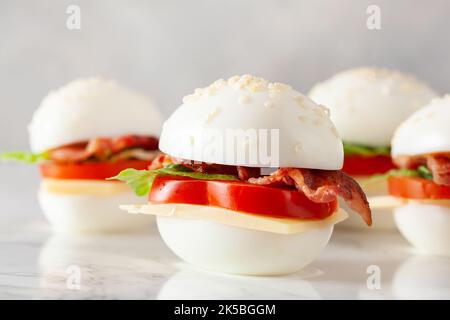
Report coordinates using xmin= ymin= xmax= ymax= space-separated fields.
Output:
xmin=40 ymin=160 xmax=152 ymax=180
xmin=342 ymin=155 xmax=396 ymax=176
xmin=388 ymin=176 xmax=450 ymax=199
xmin=149 ymin=176 xmax=337 ymax=220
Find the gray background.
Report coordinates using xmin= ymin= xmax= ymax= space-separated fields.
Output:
xmin=0 ymin=0 xmax=449 ymax=217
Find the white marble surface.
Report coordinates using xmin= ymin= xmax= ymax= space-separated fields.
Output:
xmin=0 ymin=212 xmax=449 ymax=300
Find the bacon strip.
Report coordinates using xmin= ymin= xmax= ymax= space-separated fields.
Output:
xmin=394 ymin=153 xmax=450 ymax=186
xmin=109 ymin=149 xmax=159 ymax=162
xmin=393 ymin=155 xmax=426 ymax=169
xmin=149 ymin=153 xmax=174 ymax=169
xmin=237 ymin=167 xmax=261 ymax=180
xmin=49 ymin=135 xmax=159 ymax=163
xmin=248 ymin=168 xmax=372 ymax=226
xmin=150 ymin=154 xmax=372 ymax=225
xmin=425 ymin=154 xmax=450 ymax=186
xmin=171 ymin=157 xmax=260 ymax=180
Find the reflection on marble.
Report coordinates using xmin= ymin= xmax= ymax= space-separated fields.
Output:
xmin=0 ymin=215 xmax=449 ymax=300
xmin=37 ymin=230 xmax=175 ymax=299
xmin=158 ymin=265 xmax=322 ymax=300
xmin=392 ymin=256 xmax=450 ymax=299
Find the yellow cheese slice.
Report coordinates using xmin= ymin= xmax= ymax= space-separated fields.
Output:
xmin=353 ymin=176 xmax=388 ymax=196
xmin=42 ymin=178 xmax=130 ymax=195
xmin=368 ymin=195 xmax=450 ymax=208
xmin=120 ymin=203 xmax=348 ymax=235
xmin=367 ymin=196 xmax=406 ymax=208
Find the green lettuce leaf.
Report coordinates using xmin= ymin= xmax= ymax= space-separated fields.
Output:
xmin=343 ymin=142 xmax=391 ymax=156
xmin=369 ymin=165 xmax=433 ymax=183
xmin=108 ymin=164 xmax=238 ymax=196
xmin=1 ymin=151 xmax=49 ymax=164
xmin=416 ymin=165 xmax=433 ymax=179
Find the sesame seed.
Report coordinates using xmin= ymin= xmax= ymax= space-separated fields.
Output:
xmin=205 ymin=106 xmax=222 ymax=123
xmin=269 ymin=82 xmax=290 ymax=92
xmin=313 ymin=107 xmax=326 ymax=118
xmin=227 ymin=75 xmax=240 ymax=84
xmin=185 ymin=75 xmax=294 ymax=101
xmin=182 ymin=94 xmax=198 ymax=104
xmin=249 ymin=83 xmax=264 ymax=92
xmin=241 ymin=74 xmax=252 ymax=82
xmin=188 ymin=136 xmax=195 ymax=146
xmin=238 ymin=95 xmax=252 ymax=104
xmin=227 ymin=75 xmax=270 ymax=92
xmin=330 ymin=126 xmax=339 ymax=138
xmin=294 ymin=142 xmax=302 ymax=153
xmin=212 ymin=79 xmax=226 ymax=89
xmin=293 ymin=95 xmax=306 ymax=108
xmin=425 ymin=111 xmax=435 ymax=119
xmin=208 ymin=86 xmax=217 ymax=96
xmin=320 ymin=105 xmax=330 ymax=117
xmin=413 ymin=116 xmax=422 ymax=124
